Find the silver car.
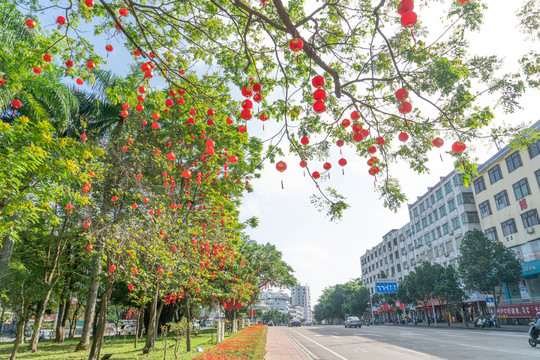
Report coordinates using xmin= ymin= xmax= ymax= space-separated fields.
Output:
xmin=345 ymin=316 xmax=362 ymax=328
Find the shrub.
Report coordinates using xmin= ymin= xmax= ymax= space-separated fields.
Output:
xmin=194 ymin=324 xmax=267 ymax=360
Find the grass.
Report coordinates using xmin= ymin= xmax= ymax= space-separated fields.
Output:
xmin=0 ymin=329 xmax=227 ymax=360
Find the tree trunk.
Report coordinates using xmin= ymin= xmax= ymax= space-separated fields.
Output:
xmin=87 ymin=276 xmax=114 ymax=360
xmin=144 ymin=283 xmax=161 ymax=352
xmin=56 ymin=296 xmax=70 ymax=343
xmin=10 ymin=314 xmax=26 ymax=360
xmin=154 ymin=302 xmax=164 ymax=343
xmin=0 ymin=236 xmax=14 ymax=279
xmin=0 ymin=307 xmax=5 ymax=335
xmin=76 ymin=253 xmax=102 ymax=351
xmin=28 ymin=287 xmax=53 ymax=353
xmin=55 ymin=297 xmax=66 ymax=343
xmin=136 ymin=304 xmax=145 ymax=348
xmin=460 ymin=305 xmax=468 ymax=327
xmin=185 ymin=298 xmax=191 ymax=352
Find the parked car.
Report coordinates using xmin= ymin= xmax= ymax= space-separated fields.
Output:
xmin=288 ymin=320 xmax=301 ymax=327
xmin=345 ymin=316 xmax=362 ymax=328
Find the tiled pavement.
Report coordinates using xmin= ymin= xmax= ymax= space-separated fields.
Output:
xmin=265 ymin=326 xmax=311 ymax=360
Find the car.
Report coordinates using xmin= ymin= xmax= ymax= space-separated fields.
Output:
xmin=288 ymin=320 xmax=301 ymax=327
xmin=345 ymin=316 xmax=362 ymax=328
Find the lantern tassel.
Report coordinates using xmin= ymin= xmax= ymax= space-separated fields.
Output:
xmin=342 ymin=168 xmax=345 ymax=175
xmin=281 ymin=179 xmax=284 ymax=189
xmin=440 ymin=153 xmax=443 ymax=162
xmin=411 ymin=29 xmax=416 ymax=43
xmin=296 ymin=54 xmax=299 ymax=64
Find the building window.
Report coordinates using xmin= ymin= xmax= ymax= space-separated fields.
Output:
xmin=439 ymin=205 xmax=447 ymax=217
xmin=513 ymin=178 xmax=531 ymax=201
xmin=436 ymin=227 xmax=442 ymax=238
xmin=428 ymin=214 xmax=433 ymax=224
xmin=453 ymin=175 xmax=462 ymax=187
xmin=488 ymin=164 xmax=503 ymax=184
xmin=431 ymin=230 xmax=437 ymax=240
xmin=461 ymin=212 xmax=468 ymax=225
xmin=494 ymin=190 xmax=510 ymax=210
xmin=473 ymin=176 xmax=486 ymax=194
xmin=436 ymin=189 xmax=443 ymax=200
xmin=506 ymin=151 xmax=523 ymax=173
xmin=452 ymin=217 xmax=461 ymax=230
xmin=467 ymin=211 xmax=480 ymax=223
xmin=501 ymin=218 xmax=518 ymax=236
xmin=479 ymin=200 xmax=492 ymax=219
xmin=529 ymin=139 xmax=540 ymax=159
xmin=445 ymin=182 xmax=452 ymax=194
xmin=433 ymin=210 xmax=439 ymax=221
xmin=430 ymin=194 xmax=435 ymax=205
xmin=418 ymin=238 xmax=423 ymax=246
xmin=485 ymin=227 xmax=498 ymax=241
xmin=521 ymin=209 xmax=540 ymax=228
xmin=448 ymin=198 xmax=456 ymax=212
xmin=457 ymin=194 xmax=463 ymax=205
xmin=422 ymin=217 xmax=428 ymax=228
xmin=415 ymin=222 xmax=421 ymax=232
xmin=413 ymin=207 xmax=418 ymax=217
xmin=463 ymin=192 xmax=475 ymax=204
xmin=536 ymin=169 xmax=540 ymax=188
xmin=425 ymin=233 xmax=431 ymax=244
xmin=443 ymin=223 xmax=450 ymax=234
xmin=420 ymin=202 xmax=426 ymax=213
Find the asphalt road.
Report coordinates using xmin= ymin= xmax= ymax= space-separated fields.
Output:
xmin=282 ymin=325 xmax=539 ymax=360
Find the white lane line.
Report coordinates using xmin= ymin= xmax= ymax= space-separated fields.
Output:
xmin=286 ymin=331 xmax=319 ymax=360
xmin=394 ymin=346 xmax=432 ymax=356
xmin=288 ymin=329 xmax=349 ymax=360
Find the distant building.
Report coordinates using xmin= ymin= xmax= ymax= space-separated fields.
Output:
xmin=361 ymin=169 xmax=482 ymax=295
xmin=473 ymin=120 xmax=540 ymax=303
xmin=259 ymin=289 xmax=290 ymax=313
xmin=290 ymin=285 xmax=312 ymax=322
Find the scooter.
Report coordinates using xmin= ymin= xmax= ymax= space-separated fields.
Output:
xmin=528 ymin=322 xmax=540 ymax=347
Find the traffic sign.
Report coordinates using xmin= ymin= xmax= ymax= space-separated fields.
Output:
xmin=485 ymin=297 xmax=495 ymax=307
xmin=375 ymin=282 xmax=398 ymax=293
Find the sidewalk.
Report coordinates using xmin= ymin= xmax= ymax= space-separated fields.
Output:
xmin=265 ymin=327 xmax=310 ymax=360
xmin=378 ymin=321 xmax=530 ymax=332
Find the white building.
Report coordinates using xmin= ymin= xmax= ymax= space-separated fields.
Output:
xmin=361 ymin=169 xmax=482 ymax=295
xmin=259 ymin=289 xmax=290 ymax=313
xmin=290 ymin=285 xmax=312 ymax=322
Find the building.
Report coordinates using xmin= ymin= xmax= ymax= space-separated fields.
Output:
xmin=259 ymin=289 xmax=290 ymax=313
xmin=361 ymin=169 xmax=482 ymax=295
xmin=473 ymin=120 xmax=540 ymax=303
xmin=290 ymin=285 xmax=312 ymax=322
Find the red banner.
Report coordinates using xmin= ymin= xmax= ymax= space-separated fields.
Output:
xmin=496 ymin=303 xmax=540 ymax=318
xmin=249 ymin=310 xmax=256 ymax=316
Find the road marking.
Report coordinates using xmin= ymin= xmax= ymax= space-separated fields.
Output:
xmin=393 ymin=346 xmax=431 ymax=356
xmin=288 ymin=329 xmax=349 ymax=360
xmin=286 ymin=331 xmax=319 ymax=360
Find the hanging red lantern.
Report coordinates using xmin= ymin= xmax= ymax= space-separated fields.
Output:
xmin=300 ymin=136 xmax=309 ymax=146
xmin=451 ymin=141 xmax=466 ymax=154
xmin=11 ymin=100 xmax=22 ymax=115
xmin=241 ymin=86 xmax=253 ymax=98
xmin=120 ymin=110 xmax=129 ymax=118
xmin=131 ymin=268 xmax=138 ymax=274
xmin=152 ymin=113 xmax=160 ymax=120
xmin=206 ymin=147 xmax=215 ymax=156
xmin=398 ymin=101 xmax=412 ymax=114
xmin=353 ymin=133 xmax=364 ymax=142
xmin=369 ymin=166 xmax=380 ymax=176
xmin=352 ymin=123 xmax=363 ymax=133
xmin=128 ymin=284 xmax=134 ymax=290
xmin=109 ymin=265 xmax=116 ymax=272
xmin=350 ymin=111 xmax=361 ymax=121
xmin=398 ymin=0 xmax=414 ymax=15
xmin=253 ymin=93 xmax=263 ymax=103
xmin=182 ymin=170 xmax=192 ymax=178
xmin=139 ymin=86 xmax=146 ymax=94
xmin=119 ymin=7 xmax=128 ymax=16
xmin=56 ymin=16 xmax=66 ymax=26
xmin=300 ymin=160 xmax=307 ymax=168
xmin=25 ymin=19 xmax=36 ymax=33
xmin=238 ymin=125 xmax=247 ymax=133
xmin=229 ymin=155 xmax=238 ymax=163
xmin=313 ymin=100 xmax=326 ymax=114
xmin=433 ymin=137 xmax=444 ymax=148
xmin=43 ymin=54 xmax=52 ymax=62
xmin=241 ymin=99 xmax=253 ymax=109
xmin=75 ymin=78 xmax=84 ymax=91
xmin=368 ymin=146 xmax=377 ymax=154
xmin=276 ymin=161 xmax=287 ymax=172
xmin=312 ymin=171 xmax=321 ymax=179
xmin=311 ymin=75 xmax=325 ymax=89
xmin=458 ymin=0 xmax=469 ymax=4
xmin=367 ymin=156 xmax=379 ymax=166
xmin=83 ymin=221 xmax=90 ymax=229
xmin=289 ymin=38 xmax=303 ymax=52
xmin=253 ymin=83 xmax=262 ymax=93
xmin=341 ymin=119 xmax=351 ymax=127
xmin=401 ymin=11 xmax=418 ymax=28
xmin=80 ymin=134 xmax=87 ymax=143
xmin=338 ymin=158 xmax=347 ymax=167
xmin=395 ymin=88 xmax=409 ymax=100
xmin=313 ymin=89 xmax=327 ymax=101
xmin=86 ymin=61 xmax=95 ymax=70
xmin=336 ymin=139 xmax=344 ymax=147
xmin=398 ymin=132 xmax=409 ymax=142
xmin=85 ymin=0 xmax=94 ymax=7
xmin=86 ymin=245 xmax=94 ymax=251
xmin=66 ymin=204 xmax=73 ymax=216
xmin=240 ymin=109 xmax=253 ymax=120
xmin=323 ymin=162 xmax=332 ymax=170
xmin=376 ymin=136 xmax=385 ymax=146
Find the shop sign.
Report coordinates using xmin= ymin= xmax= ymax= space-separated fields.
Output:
xmin=496 ymin=303 xmax=540 ymax=319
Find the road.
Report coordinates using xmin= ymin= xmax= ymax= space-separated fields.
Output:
xmin=282 ymin=325 xmax=538 ymax=360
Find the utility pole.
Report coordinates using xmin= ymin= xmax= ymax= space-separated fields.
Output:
xmin=430 ymin=293 xmax=437 ymax=326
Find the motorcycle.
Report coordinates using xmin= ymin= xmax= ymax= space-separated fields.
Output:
xmin=528 ymin=322 xmax=540 ymax=347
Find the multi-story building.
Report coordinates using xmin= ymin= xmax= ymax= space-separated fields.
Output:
xmin=290 ymin=286 xmax=312 ymax=322
xmin=259 ymin=289 xmax=290 ymax=313
xmin=473 ymin=121 xmax=540 ymax=303
xmin=361 ymin=169 xmax=482 ymax=295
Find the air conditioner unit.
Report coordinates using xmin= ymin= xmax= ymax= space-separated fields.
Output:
xmin=526 ymin=227 xmax=535 ymax=235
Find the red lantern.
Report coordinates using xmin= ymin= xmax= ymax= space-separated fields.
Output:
xmin=11 ymin=100 xmax=22 ymax=115
xmin=229 ymin=155 xmax=238 ymax=163
xmin=131 ymin=268 xmax=138 ymax=274
xmin=276 ymin=161 xmax=287 ymax=172
xmin=323 ymin=162 xmax=332 ymax=170
xmin=253 ymin=93 xmax=263 ymax=103
xmin=350 ymin=111 xmax=361 ymax=121
xmin=398 ymin=101 xmax=412 ymax=114
xmin=352 ymin=123 xmax=363 ymax=133
xmin=376 ymin=136 xmax=385 ymax=146
xmin=395 ymin=88 xmax=409 ymax=101
xmin=353 ymin=133 xmax=364 ymax=142
xmin=182 ymin=170 xmax=192 ymax=178
xmin=369 ymin=166 xmax=380 ymax=176
xmin=241 ymin=86 xmax=253 ymax=98
xmin=152 ymin=113 xmax=160 ymax=120
xmin=341 ymin=119 xmax=351 ymax=128
xmin=241 ymin=99 xmax=253 ymax=109
xmin=336 ymin=139 xmax=344 ymax=147
xmin=56 ymin=16 xmax=66 ymax=26
xmin=398 ymin=132 xmax=409 ymax=142
xmin=120 ymin=110 xmax=129 ymax=118
xmin=313 ymin=89 xmax=327 ymax=101
xmin=458 ymin=0 xmax=469 ymax=4
xmin=338 ymin=158 xmax=347 ymax=166
xmin=367 ymin=156 xmax=379 ymax=166
xmin=289 ymin=38 xmax=303 ymax=52
xmin=300 ymin=136 xmax=309 ymax=146
xmin=139 ymin=86 xmax=147 ymax=94
xmin=300 ymin=160 xmax=307 ymax=168
xmin=128 ymin=284 xmax=134 ymax=290
xmin=240 ymin=109 xmax=253 ymax=120
xmin=312 ymin=75 xmax=325 ymax=89
xmin=253 ymin=83 xmax=262 ymax=92
xmin=85 ymin=0 xmax=94 ymax=7
xmin=86 ymin=244 xmax=94 ymax=251
xmin=43 ymin=54 xmax=52 ymax=62
xmin=86 ymin=61 xmax=95 ymax=70
xmin=398 ymin=0 xmax=414 ymax=15
xmin=401 ymin=11 xmax=418 ymax=28
xmin=119 ymin=7 xmax=128 ymax=16
xmin=66 ymin=204 xmax=73 ymax=216
xmin=368 ymin=146 xmax=377 ymax=154
xmin=312 ymin=171 xmax=321 ymax=179
xmin=109 ymin=265 xmax=116 ymax=272
xmin=313 ymin=100 xmax=326 ymax=114
xmin=451 ymin=141 xmax=466 ymax=154
xmin=25 ymin=19 xmax=36 ymax=33
xmin=238 ymin=125 xmax=247 ymax=133
xmin=432 ymin=137 xmax=444 ymax=148
xmin=206 ymin=147 xmax=215 ymax=156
